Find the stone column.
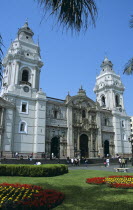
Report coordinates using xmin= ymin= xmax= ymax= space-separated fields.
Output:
xmin=33 ymin=67 xmax=36 ymax=89
xmin=0 ymin=108 xmax=3 ymax=156
xmin=0 ymin=108 xmax=4 ymax=126
xmin=3 ymin=108 xmax=14 ymax=158
xmin=77 ymin=131 xmax=80 ymax=151
xmin=15 ymin=61 xmax=20 ymax=85
xmin=90 ymin=130 xmax=93 ymax=158
xmin=67 ymin=106 xmax=74 ymax=158
xmin=34 ymin=95 xmax=46 ymax=158
xmin=96 ymin=111 xmax=103 ymax=157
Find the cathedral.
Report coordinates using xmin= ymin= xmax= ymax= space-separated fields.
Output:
xmin=0 ymin=22 xmax=131 ymax=159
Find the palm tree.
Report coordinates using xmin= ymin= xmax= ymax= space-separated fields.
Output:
xmin=123 ymin=58 xmax=133 ymax=75
xmin=123 ymin=16 xmax=133 ymax=74
xmin=0 ymin=34 xmax=3 ymax=87
xmin=36 ymin=0 xmax=97 ymax=33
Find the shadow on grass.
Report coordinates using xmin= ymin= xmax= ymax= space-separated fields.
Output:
xmin=34 ymin=182 xmax=133 ymax=210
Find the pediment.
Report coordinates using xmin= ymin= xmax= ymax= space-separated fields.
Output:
xmin=67 ymin=95 xmax=96 ymax=108
xmin=0 ymin=97 xmax=15 ymax=108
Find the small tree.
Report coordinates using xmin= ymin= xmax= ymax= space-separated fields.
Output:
xmin=36 ymin=0 xmax=98 ymax=33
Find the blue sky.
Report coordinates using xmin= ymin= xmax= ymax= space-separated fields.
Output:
xmin=1 ymin=0 xmax=133 ymax=115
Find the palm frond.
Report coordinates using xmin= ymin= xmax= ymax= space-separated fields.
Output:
xmin=0 ymin=34 xmax=4 ymax=55
xmin=0 ymin=33 xmax=3 ymax=86
xmin=129 ymin=15 xmax=133 ymax=28
xmin=123 ymin=58 xmax=133 ymax=75
xmin=36 ymin=0 xmax=97 ymax=32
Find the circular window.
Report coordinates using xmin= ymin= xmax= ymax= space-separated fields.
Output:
xmin=23 ymin=86 xmax=29 ymax=92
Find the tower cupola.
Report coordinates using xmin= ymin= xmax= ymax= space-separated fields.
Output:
xmin=100 ymin=57 xmax=114 ymax=75
xmin=17 ymin=21 xmax=34 ymax=43
xmin=78 ymin=86 xmax=86 ymax=96
xmin=1 ymin=22 xmax=43 ymax=96
xmin=94 ymin=58 xmax=125 ymax=112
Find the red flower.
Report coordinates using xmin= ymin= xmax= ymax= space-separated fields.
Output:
xmin=0 ymin=183 xmax=65 ymax=209
xmin=86 ymin=175 xmax=133 ymax=189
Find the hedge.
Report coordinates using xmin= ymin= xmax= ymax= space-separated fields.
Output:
xmin=0 ymin=164 xmax=68 ymax=177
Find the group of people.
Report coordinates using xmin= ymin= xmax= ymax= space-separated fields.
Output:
xmin=104 ymin=156 xmax=128 ymax=168
xmin=71 ymin=158 xmax=80 ymax=166
xmin=118 ymin=157 xmax=127 ymax=168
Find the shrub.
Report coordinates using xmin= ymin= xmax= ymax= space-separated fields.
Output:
xmin=0 ymin=164 xmax=68 ymax=177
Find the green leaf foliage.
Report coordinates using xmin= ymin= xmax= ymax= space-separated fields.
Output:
xmin=36 ymin=0 xmax=97 ymax=32
xmin=0 ymin=164 xmax=68 ymax=177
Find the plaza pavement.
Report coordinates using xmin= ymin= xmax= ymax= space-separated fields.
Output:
xmin=68 ymin=164 xmax=133 ymax=173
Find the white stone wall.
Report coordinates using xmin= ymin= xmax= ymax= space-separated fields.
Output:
xmin=13 ymin=97 xmax=35 ymax=153
xmin=3 ymin=108 xmax=14 ymax=152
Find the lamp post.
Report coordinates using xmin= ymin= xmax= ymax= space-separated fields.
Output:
xmin=128 ymin=135 xmax=133 ymax=166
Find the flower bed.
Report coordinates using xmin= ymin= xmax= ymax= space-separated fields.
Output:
xmin=0 ymin=183 xmax=64 ymax=209
xmin=86 ymin=175 xmax=133 ymax=189
xmin=86 ymin=177 xmax=106 ymax=185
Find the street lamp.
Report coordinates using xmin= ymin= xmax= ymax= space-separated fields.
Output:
xmin=128 ymin=135 xmax=133 ymax=166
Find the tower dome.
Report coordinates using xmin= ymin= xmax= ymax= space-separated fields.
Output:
xmin=78 ymin=86 xmax=86 ymax=96
xmin=18 ymin=21 xmax=34 ymax=38
xmin=100 ymin=57 xmax=114 ymax=75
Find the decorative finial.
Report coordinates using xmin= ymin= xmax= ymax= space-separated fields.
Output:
xmin=80 ymin=85 xmax=83 ymax=90
xmin=68 ymin=91 xmax=70 ymax=95
xmin=25 ymin=18 xmax=28 ymax=24
xmin=104 ymin=51 xmax=108 ymax=58
xmin=96 ymin=68 xmax=98 ymax=76
xmin=22 ymin=18 xmax=28 ymax=28
xmin=37 ymin=35 xmax=40 ymax=45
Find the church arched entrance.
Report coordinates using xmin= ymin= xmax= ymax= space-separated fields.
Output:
xmin=80 ymin=134 xmax=88 ymax=158
xmin=51 ymin=137 xmax=60 ymax=158
xmin=104 ymin=140 xmax=109 ymax=157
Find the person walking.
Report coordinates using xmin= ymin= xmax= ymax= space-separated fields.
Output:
xmin=71 ymin=158 xmax=74 ymax=166
xmin=118 ymin=157 xmax=122 ymax=167
xmin=106 ymin=158 xmax=110 ymax=167
xmin=121 ymin=157 xmax=125 ymax=168
xmin=104 ymin=159 xmax=107 ymax=167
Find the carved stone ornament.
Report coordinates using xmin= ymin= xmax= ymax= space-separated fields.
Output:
xmin=23 ymin=86 xmax=29 ymax=92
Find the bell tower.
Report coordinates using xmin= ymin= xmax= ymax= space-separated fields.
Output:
xmin=0 ymin=22 xmax=46 ymax=158
xmin=1 ymin=21 xmax=43 ymax=96
xmin=94 ymin=57 xmax=125 ymax=112
xmin=94 ymin=57 xmax=130 ymax=155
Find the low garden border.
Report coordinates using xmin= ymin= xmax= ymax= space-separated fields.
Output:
xmin=0 ymin=164 xmax=68 ymax=177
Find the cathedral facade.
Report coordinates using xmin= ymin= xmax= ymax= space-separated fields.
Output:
xmin=0 ymin=23 xmax=131 ymax=158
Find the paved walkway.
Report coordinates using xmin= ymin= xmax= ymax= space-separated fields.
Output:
xmin=68 ymin=164 xmax=133 ymax=173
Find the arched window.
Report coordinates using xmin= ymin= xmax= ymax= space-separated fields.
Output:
xmin=82 ymin=110 xmax=86 ymax=118
xmin=101 ymin=95 xmax=106 ymax=107
xmin=104 ymin=118 xmax=109 ymax=126
xmin=54 ymin=110 xmax=58 ymax=119
xmin=22 ymin=70 xmax=29 ymax=82
xmin=121 ymin=120 xmax=125 ymax=128
xmin=20 ymin=101 xmax=28 ymax=114
xmin=91 ymin=115 xmax=95 ymax=122
xmin=19 ymin=121 xmax=27 ymax=133
xmin=123 ymin=133 xmax=126 ymax=140
xmin=115 ymin=94 xmax=120 ymax=107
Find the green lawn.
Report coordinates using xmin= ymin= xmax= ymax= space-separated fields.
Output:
xmin=0 ymin=170 xmax=133 ymax=210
